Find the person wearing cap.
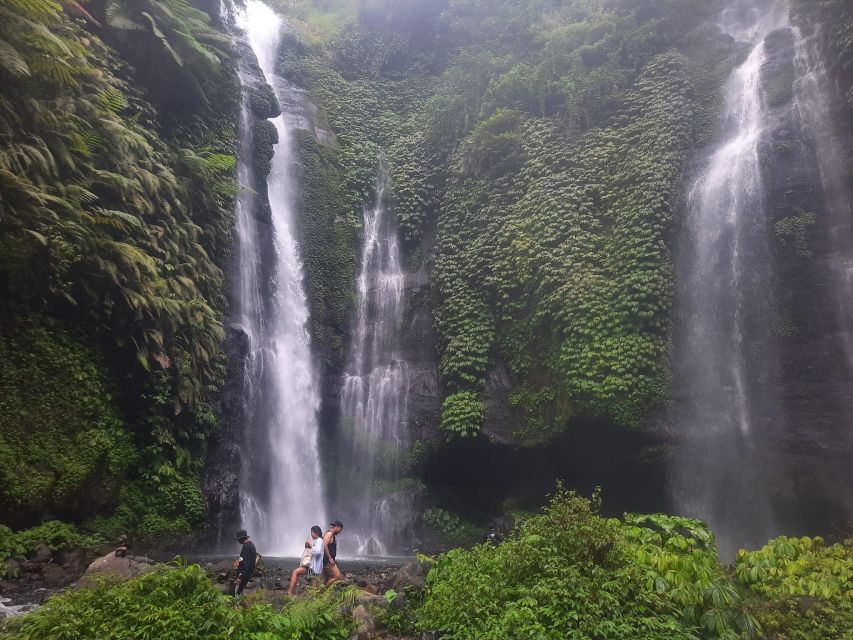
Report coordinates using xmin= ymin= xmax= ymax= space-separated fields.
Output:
xmin=232 ymin=529 xmax=257 ymax=596
xmin=322 ymin=520 xmax=343 ymax=586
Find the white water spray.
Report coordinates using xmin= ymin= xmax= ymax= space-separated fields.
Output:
xmin=670 ymin=0 xmax=788 ymax=558
xmin=337 ymin=167 xmax=411 ymax=556
xmin=235 ymin=0 xmax=324 ymax=555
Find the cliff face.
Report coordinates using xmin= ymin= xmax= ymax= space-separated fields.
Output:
xmin=755 ymin=10 xmax=853 ymax=533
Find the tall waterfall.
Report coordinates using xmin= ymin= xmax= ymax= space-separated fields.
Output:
xmin=234 ymin=0 xmax=324 ymax=555
xmin=336 ymin=168 xmax=411 ymax=556
xmin=670 ymin=0 xmax=789 ymax=558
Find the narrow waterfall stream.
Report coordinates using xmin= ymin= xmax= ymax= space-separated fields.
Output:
xmin=670 ymin=0 xmax=789 ymax=558
xmin=234 ymin=1 xmax=324 ymax=555
xmin=337 ymin=168 xmax=411 ymax=556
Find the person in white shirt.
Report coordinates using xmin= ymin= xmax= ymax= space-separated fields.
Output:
xmin=288 ymin=525 xmax=324 ymax=595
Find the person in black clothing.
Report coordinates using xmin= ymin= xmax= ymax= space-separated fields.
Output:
xmin=232 ymin=529 xmax=257 ymax=596
xmin=322 ymin=520 xmax=343 ymax=586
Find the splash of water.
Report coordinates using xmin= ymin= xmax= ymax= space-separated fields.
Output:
xmin=234 ymin=0 xmax=324 ymax=555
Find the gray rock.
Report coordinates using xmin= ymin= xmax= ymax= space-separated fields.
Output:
xmin=351 ymin=604 xmax=375 ymax=639
xmin=392 ymin=562 xmax=426 ymax=591
xmin=29 ymin=544 xmax=51 ymax=564
xmin=355 ymin=591 xmax=387 ymax=608
xmin=59 ymin=549 xmax=88 ymax=578
xmin=76 ymin=552 xmax=155 ymax=588
xmin=41 ymin=564 xmax=72 ymax=588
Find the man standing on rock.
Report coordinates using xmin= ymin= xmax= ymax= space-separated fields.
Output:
xmin=232 ymin=529 xmax=257 ymax=596
xmin=323 ymin=520 xmax=343 ymax=587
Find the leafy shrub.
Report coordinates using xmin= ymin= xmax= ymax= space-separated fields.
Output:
xmin=421 ymin=508 xmax=481 ymax=547
xmin=736 ymin=536 xmax=853 ymax=640
xmin=1 ymin=563 xmax=355 ymax=640
xmin=417 ymin=487 xmax=759 ymax=640
xmin=439 ymin=391 xmax=484 ymax=437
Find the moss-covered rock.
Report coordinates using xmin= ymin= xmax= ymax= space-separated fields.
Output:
xmin=252 ymin=118 xmax=278 ymax=180
xmin=0 ymin=328 xmax=135 ymax=527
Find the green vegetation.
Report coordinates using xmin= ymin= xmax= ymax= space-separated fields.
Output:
xmin=0 ymin=521 xmax=104 ymax=577
xmin=775 ymin=211 xmax=817 ymax=259
xmin=278 ymin=0 xmax=736 ymax=438
xmin=737 ymin=537 xmax=853 ymax=640
xmin=0 ymin=328 xmax=133 ymax=523
xmin=421 ymin=507 xmax=482 ymax=548
xmin=415 ymin=488 xmax=851 ymax=640
xmin=0 ymin=562 xmax=356 ymax=640
xmin=0 ymin=0 xmax=237 ymax=534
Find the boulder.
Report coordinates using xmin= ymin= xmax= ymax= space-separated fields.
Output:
xmin=392 ymin=562 xmax=426 ymax=591
xmin=59 ymin=549 xmax=88 ymax=577
xmin=29 ymin=544 xmax=51 ymax=564
xmin=0 ymin=580 xmax=20 ymax=594
xmin=355 ymin=591 xmax=387 ymax=608
xmin=41 ymin=564 xmax=72 ymax=587
xmin=351 ymin=604 xmax=375 ymax=639
xmin=77 ymin=552 xmax=155 ymax=587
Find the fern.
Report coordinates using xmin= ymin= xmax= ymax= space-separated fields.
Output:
xmin=0 ymin=38 xmax=30 ymax=77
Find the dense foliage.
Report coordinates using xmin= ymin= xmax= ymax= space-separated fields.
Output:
xmin=737 ymin=537 xmax=853 ymax=640
xmin=276 ymin=0 xmax=738 ymax=438
xmin=0 ymin=0 xmax=237 ymax=533
xmin=418 ymin=489 xmax=757 ymax=640
xmin=0 ymin=562 xmax=356 ymax=640
xmin=416 ymin=488 xmax=852 ymax=640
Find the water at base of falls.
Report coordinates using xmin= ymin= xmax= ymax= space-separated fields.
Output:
xmin=335 ymin=168 xmax=412 ymax=557
xmin=234 ymin=0 xmax=325 ymax=556
xmin=669 ymin=0 xmax=789 ymax=559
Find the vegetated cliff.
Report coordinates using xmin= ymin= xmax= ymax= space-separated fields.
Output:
xmin=277 ymin=0 xmax=853 ymax=529
xmin=0 ymin=0 xmax=238 ymax=538
xmin=276 ymin=0 xmax=734 ymax=446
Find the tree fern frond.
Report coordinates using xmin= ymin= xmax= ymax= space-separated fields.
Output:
xmin=29 ymin=56 xmax=78 ymax=87
xmin=90 ymin=207 xmax=145 ymax=230
xmin=0 ymin=38 xmax=31 ymax=77
xmin=104 ymin=0 xmax=143 ymax=30
xmin=140 ymin=11 xmax=183 ymax=67
xmin=66 ymin=183 xmax=99 ymax=204
xmin=2 ymin=0 xmax=61 ymax=21
xmin=171 ymin=28 xmax=220 ymax=69
xmin=96 ymin=87 xmax=128 ymax=114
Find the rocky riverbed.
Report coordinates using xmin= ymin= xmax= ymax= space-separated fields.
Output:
xmin=0 ymin=549 xmax=428 ymax=639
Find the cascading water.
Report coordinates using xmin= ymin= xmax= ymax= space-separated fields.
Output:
xmin=233 ymin=0 xmax=324 ymax=555
xmin=336 ymin=168 xmax=411 ymax=556
xmin=670 ymin=0 xmax=789 ymax=558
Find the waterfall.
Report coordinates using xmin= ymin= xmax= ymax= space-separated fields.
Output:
xmin=670 ymin=0 xmax=789 ymax=558
xmin=233 ymin=0 xmax=324 ymax=555
xmin=336 ymin=167 xmax=411 ymax=557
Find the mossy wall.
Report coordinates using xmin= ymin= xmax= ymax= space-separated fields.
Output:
xmin=277 ymin=0 xmax=734 ymax=443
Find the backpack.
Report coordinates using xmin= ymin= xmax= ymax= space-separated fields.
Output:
xmin=253 ymin=553 xmax=266 ymax=578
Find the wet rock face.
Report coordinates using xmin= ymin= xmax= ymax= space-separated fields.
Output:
xmin=401 ymin=272 xmax=441 ymax=444
xmin=757 ymin=18 xmax=853 ymax=534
